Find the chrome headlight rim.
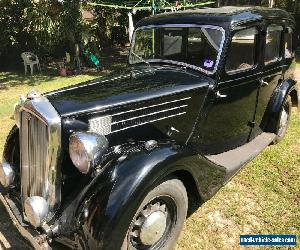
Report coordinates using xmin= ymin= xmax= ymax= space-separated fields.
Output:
xmin=69 ymin=131 xmax=109 ymax=174
xmin=69 ymin=133 xmax=90 ymax=174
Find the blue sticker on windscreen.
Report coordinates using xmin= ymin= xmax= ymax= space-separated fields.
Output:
xmin=204 ymin=59 xmax=214 ymax=68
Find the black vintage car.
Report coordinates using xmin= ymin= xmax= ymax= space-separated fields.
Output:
xmin=0 ymin=6 xmax=298 ymax=250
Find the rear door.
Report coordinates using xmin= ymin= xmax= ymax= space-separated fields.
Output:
xmin=252 ymin=24 xmax=285 ymax=138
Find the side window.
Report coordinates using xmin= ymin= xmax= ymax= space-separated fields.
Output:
xmin=132 ymin=29 xmax=153 ymax=58
xmin=265 ymin=25 xmax=283 ymax=64
xmin=162 ymin=28 xmax=183 ymax=57
xmin=284 ymin=27 xmax=294 ymax=59
xmin=187 ymin=28 xmax=221 ymax=70
xmin=225 ymin=27 xmax=258 ymax=74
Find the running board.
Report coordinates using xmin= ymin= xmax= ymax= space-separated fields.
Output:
xmin=205 ymin=132 xmax=276 ymax=173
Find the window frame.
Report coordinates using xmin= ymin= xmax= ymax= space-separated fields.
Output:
xmin=129 ymin=24 xmax=226 ymax=75
xmin=264 ymin=24 xmax=284 ymax=65
xmin=225 ymin=26 xmax=259 ymax=75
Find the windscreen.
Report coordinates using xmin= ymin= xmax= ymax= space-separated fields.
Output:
xmin=129 ymin=26 xmax=224 ymax=74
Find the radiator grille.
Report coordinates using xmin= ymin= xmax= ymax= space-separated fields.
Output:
xmin=20 ymin=111 xmax=49 ymax=203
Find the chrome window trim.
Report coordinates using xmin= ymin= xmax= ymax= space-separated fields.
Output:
xmin=129 ymin=24 xmax=226 ymax=75
xmin=17 ymin=95 xmax=61 ymax=221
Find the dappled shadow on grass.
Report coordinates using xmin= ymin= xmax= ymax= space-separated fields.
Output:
xmin=0 ymin=203 xmax=31 ymax=250
xmin=0 ymin=64 xmax=127 ymax=90
xmin=0 ymin=72 xmax=57 ymax=89
xmin=0 ymin=62 xmax=127 ymax=91
xmin=0 ymin=46 xmax=129 ymax=90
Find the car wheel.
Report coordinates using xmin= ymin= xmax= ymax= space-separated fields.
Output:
xmin=273 ymin=96 xmax=292 ymax=144
xmin=121 ymin=178 xmax=188 ymax=250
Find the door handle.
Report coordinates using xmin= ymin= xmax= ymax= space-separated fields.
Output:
xmin=260 ymin=79 xmax=269 ymax=86
xmin=216 ymin=91 xmax=227 ymax=98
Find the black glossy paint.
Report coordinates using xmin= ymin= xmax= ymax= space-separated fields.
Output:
xmin=136 ymin=7 xmax=292 ymax=30
xmin=54 ymin=142 xmax=227 ymax=249
xmin=45 ymin=66 xmax=210 ymax=118
xmin=1 ymin=7 xmax=298 ymax=250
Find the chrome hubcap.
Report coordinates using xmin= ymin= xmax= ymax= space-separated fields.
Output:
xmin=130 ymin=200 xmax=168 ymax=247
xmin=140 ymin=211 xmax=167 ymax=245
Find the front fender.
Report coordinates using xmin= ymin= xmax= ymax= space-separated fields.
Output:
xmin=55 ymin=142 xmax=227 ymax=249
xmin=2 ymin=125 xmax=19 ymax=166
xmin=78 ymin=145 xmax=186 ymax=249
xmin=263 ymin=78 xmax=297 ymax=133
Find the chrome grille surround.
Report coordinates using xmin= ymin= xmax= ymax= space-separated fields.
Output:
xmin=16 ymin=93 xmax=61 ymax=222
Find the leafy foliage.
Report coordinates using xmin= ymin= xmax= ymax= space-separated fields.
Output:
xmin=0 ymin=0 xmax=298 ymax=71
xmin=0 ymin=0 xmax=82 ymax=69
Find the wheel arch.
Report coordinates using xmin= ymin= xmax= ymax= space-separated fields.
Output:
xmin=289 ymin=88 xmax=299 ymax=110
xmin=69 ymin=144 xmax=223 ymax=249
xmin=171 ymin=169 xmax=203 ymax=215
xmin=2 ymin=125 xmax=20 ymax=168
xmin=262 ymin=78 xmax=297 ymax=133
xmin=68 ymin=144 xmax=190 ymax=249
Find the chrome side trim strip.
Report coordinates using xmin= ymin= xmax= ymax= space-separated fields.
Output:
xmin=89 ymin=97 xmax=190 ymax=135
xmin=0 ymin=193 xmax=51 ymax=250
xmin=112 ymin=104 xmax=188 ymax=125
xmin=90 ymin=97 xmax=190 ymax=121
xmin=111 ymin=111 xmax=187 ymax=133
xmin=111 ymin=96 xmax=191 ymax=117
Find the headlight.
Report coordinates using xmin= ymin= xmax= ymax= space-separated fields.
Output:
xmin=69 ymin=132 xmax=109 ymax=174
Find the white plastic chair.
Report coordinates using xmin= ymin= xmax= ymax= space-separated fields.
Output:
xmin=21 ymin=52 xmax=41 ymax=75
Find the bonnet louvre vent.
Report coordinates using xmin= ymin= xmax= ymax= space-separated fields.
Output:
xmin=89 ymin=97 xmax=190 ymax=135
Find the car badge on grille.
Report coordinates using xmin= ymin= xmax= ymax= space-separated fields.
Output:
xmin=27 ymin=90 xmax=41 ymax=100
xmin=24 ymin=112 xmax=32 ymax=121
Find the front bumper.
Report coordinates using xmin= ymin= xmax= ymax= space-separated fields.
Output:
xmin=0 ymin=192 xmax=51 ymax=250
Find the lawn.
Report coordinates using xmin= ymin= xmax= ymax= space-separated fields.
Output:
xmin=177 ymin=109 xmax=300 ymax=249
xmin=0 ymin=72 xmax=97 ymax=156
xmin=0 ymin=68 xmax=299 ymax=249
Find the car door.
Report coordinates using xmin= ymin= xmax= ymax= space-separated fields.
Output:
xmin=252 ymin=24 xmax=285 ymax=138
xmin=199 ymin=26 xmax=261 ymax=155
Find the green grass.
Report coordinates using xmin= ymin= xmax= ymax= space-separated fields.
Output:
xmin=0 ymin=70 xmax=299 ymax=249
xmin=176 ymin=110 xmax=300 ymax=249
xmin=0 ymin=72 xmax=98 ymax=156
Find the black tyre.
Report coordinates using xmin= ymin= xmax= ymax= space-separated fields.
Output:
xmin=121 ymin=178 xmax=188 ymax=250
xmin=273 ymin=96 xmax=292 ymax=144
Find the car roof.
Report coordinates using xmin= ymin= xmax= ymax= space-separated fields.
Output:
xmin=136 ymin=6 xmax=294 ymax=30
